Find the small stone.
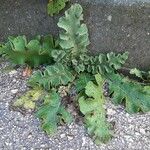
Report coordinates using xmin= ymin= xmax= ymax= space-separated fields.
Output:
xmin=82 ymin=137 xmax=86 ymax=146
xmin=107 ymin=15 xmax=112 ymax=21
xmin=12 ymin=79 xmax=17 ymax=82
xmin=68 ymin=123 xmax=74 ymax=129
xmin=27 ymin=134 xmax=32 ymax=139
xmin=135 ymin=132 xmax=140 ymax=136
xmin=60 ymin=133 xmax=66 ymax=138
xmin=107 ymin=108 xmax=116 ymax=115
xmin=40 ymin=144 xmax=46 ymax=147
xmin=0 ymin=127 xmax=3 ymax=130
xmin=9 ymin=70 xmax=17 ymax=75
xmin=67 ymin=135 xmax=74 ymax=140
xmin=140 ymin=128 xmax=146 ymax=134
xmin=11 ymin=89 xmax=18 ymax=94
xmin=5 ymin=142 xmax=12 ymax=146
xmin=125 ymin=113 xmax=130 ymax=117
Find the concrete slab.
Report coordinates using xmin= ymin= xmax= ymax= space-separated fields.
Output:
xmin=0 ymin=0 xmax=150 ymax=69
xmin=81 ymin=0 xmax=150 ymax=5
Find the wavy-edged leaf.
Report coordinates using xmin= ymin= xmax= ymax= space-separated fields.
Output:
xmin=130 ymin=68 xmax=143 ymax=78
xmin=0 ymin=35 xmax=56 ymax=67
xmin=130 ymin=68 xmax=150 ymax=81
xmin=72 ymin=52 xmax=128 ymax=74
xmin=9 ymin=36 xmax=27 ymax=51
xmin=37 ymin=91 xmax=72 ymax=135
xmin=79 ymin=74 xmax=112 ymax=144
xmin=51 ymin=50 xmax=67 ymax=62
xmin=58 ymin=4 xmax=90 ymax=58
xmin=108 ymin=73 xmax=150 ymax=113
xmin=107 ymin=52 xmax=129 ymax=70
xmin=29 ymin=63 xmax=75 ymax=90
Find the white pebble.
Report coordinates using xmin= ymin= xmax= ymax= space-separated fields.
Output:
xmin=107 ymin=15 xmax=112 ymax=21
xmin=107 ymin=108 xmax=116 ymax=115
xmin=140 ymin=128 xmax=146 ymax=134
xmin=60 ymin=133 xmax=66 ymax=138
xmin=11 ymin=89 xmax=18 ymax=94
xmin=9 ymin=70 xmax=17 ymax=75
xmin=82 ymin=137 xmax=86 ymax=146
xmin=67 ymin=135 xmax=74 ymax=140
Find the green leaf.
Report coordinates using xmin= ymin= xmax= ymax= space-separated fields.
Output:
xmin=37 ymin=91 xmax=72 ymax=135
xmin=79 ymin=74 xmax=112 ymax=144
xmin=29 ymin=63 xmax=75 ymax=90
xmin=58 ymin=4 xmax=90 ymax=58
xmin=58 ymin=106 xmax=73 ymax=124
xmin=13 ymin=88 xmax=44 ymax=110
xmin=1 ymin=35 xmax=56 ymax=67
xmin=51 ymin=50 xmax=67 ymax=62
xmin=47 ymin=0 xmax=69 ymax=16
xmin=26 ymin=40 xmax=41 ymax=52
xmin=41 ymin=35 xmax=56 ymax=53
xmin=130 ymin=68 xmax=143 ymax=78
xmin=130 ymin=68 xmax=150 ymax=81
xmin=75 ymin=73 xmax=94 ymax=92
xmin=108 ymin=73 xmax=150 ymax=113
xmin=72 ymin=52 xmax=128 ymax=74
xmin=9 ymin=36 xmax=27 ymax=51
xmin=107 ymin=52 xmax=129 ymax=70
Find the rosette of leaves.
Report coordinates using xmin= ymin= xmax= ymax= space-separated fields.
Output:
xmin=79 ymin=74 xmax=112 ymax=144
xmin=108 ymin=73 xmax=150 ymax=113
xmin=0 ymin=35 xmax=57 ymax=67
xmin=36 ymin=90 xmax=72 ymax=134
xmin=47 ymin=0 xmax=69 ymax=16
xmin=72 ymin=52 xmax=129 ymax=74
xmin=29 ymin=63 xmax=75 ymax=90
xmin=57 ymin=4 xmax=90 ymax=59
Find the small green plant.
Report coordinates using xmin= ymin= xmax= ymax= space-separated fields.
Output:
xmin=47 ymin=0 xmax=69 ymax=16
xmin=2 ymin=3 xmax=150 ymax=144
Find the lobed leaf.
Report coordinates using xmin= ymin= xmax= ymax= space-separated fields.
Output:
xmin=79 ymin=74 xmax=112 ymax=144
xmin=0 ymin=35 xmax=57 ymax=67
xmin=130 ymin=68 xmax=150 ymax=81
xmin=29 ymin=63 xmax=75 ymax=90
xmin=72 ymin=52 xmax=128 ymax=74
xmin=37 ymin=91 xmax=72 ymax=135
xmin=108 ymin=73 xmax=150 ymax=113
xmin=58 ymin=4 xmax=90 ymax=58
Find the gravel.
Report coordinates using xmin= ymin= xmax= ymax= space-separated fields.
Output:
xmin=0 ymin=61 xmax=150 ymax=150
